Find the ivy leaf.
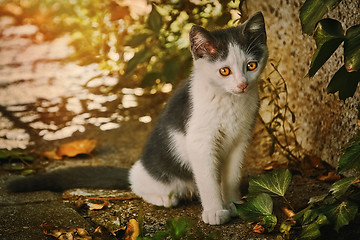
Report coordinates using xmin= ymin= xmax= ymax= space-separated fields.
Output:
xmin=337 ymin=132 xmax=360 ymax=173
xmin=248 ymin=169 xmax=292 ymax=197
xmin=302 ymin=210 xmax=319 ymax=225
xmin=125 ymin=49 xmax=153 ymax=76
xmin=302 ymin=210 xmax=330 ymax=226
xmin=236 ymin=193 xmax=274 ymax=221
xmin=308 ymin=18 xmax=345 ymax=77
xmin=280 ymin=220 xmax=296 ymax=239
xmin=260 ymin=215 xmax=277 ymax=232
xmin=147 ymin=5 xmax=163 ymax=33
xmin=308 ymin=193 xmax=328 ymax=205
xmin=330 ymin=177 xmax=357 ymax=198
xmin=236 ymin=193 xmax=277 ymax=231
xmin=327 ymin=65 xmax=360 ymax=100
xmin=344 ymin=24 xmax=360 ymax=72
xmin=319 ymin=201 xmax=358 ymax=232
xmin=298 ymin=222 xmax=321 ymax=240
xmin=298 ymin=210 xmax=330 ymax=240
xmin=299 ymin=0 xmax=343 ymax=35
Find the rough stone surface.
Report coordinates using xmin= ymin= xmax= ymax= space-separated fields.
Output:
xmin=0 ymin=175 xmax=93 ymax=240
xmin=248 ymin=0 xmax=360 ymax=167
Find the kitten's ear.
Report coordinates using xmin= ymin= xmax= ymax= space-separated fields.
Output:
xmin=243 ymin=12 xmax=266 ymax=43
xmin=189 ymin=25 xmax=217 ymax=59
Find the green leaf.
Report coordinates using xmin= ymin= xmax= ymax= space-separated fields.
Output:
xmin=319 ymin=201 xmax=358 ymax=232
xmin=2 ymin=162 xmax=25 ymax=171
xmin=151 ymin=231 xmax=169 ymax=240
xmin=330 ymin=177 xmax=357 ymax=198
xmin=327 ymin=65 xmax=360 ymax=100
xmin=344 ymin=24 xmax=360 ymax=72
xmin=298 ymin=222 xmax=321 ymax=240
xmin=125 ymin=49 xmax=153 ymax=76
xmin=147 ymin=5 xmax=163 ymax=33
xmin=163 ymin=59 xmax=180 ymax=83
xmin=166 ymin=217 xmax=193 ymax=239
xmin=308 ymin=193 xmax=328 ymax=205
xmin=298 ymin=210 xmax=330 ymax=240
xmin=302 ymin=210 xmax=330 ymax=226
xmin=248 ymin=169 xmax=292 ymax=197
xmin=308 ymin=18 xmax=345 ymax=77
xmin=299 ymin=0 xmax=343 ymax=35
xmin=279 ymin=219 xmax=295 ymax=238
xmin=236 ymin=193 xmax=274 ymax=221
xmin=142 ymin=72 xmax=163 ymax=86
xmin=261 ymin=214 xmax=277 ymax=232
xmin=302 ymin=210 xmax=318 ymax=225
xmin=337 ymin=131 xmax=360 ymax=173
xmin=315 ymin=213 xmax=330 ymax=226
xmin=0 ymin=149 xmax=35 ymax=162
xmin=125 ymin=32 xmax=152 ymax=48
xmin=0 ymin=150 xmax=10 ymax=159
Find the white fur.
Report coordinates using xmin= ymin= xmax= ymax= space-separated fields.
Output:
xmin=129 ymin=43 xmax=263 ymax=225
xmin=129 ymin=161 xmax=197 ymax=208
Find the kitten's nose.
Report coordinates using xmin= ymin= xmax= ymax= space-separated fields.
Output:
xmin=237 ymin=83 xmax=248 ymax=91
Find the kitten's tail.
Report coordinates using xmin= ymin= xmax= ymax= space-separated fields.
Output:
xmin=6 ymin=166 xmax=130 ymax=192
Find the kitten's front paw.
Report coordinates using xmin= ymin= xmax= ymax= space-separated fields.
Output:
xmin=227 ymin=200 xmax=244 ymax=217
xmin=227 ymin=202 xmax=238 ymax=217
xmin=142 ymin=193 xmax=179 ymax=208
xmin=202 ymin=209 xmax=231 ymax=225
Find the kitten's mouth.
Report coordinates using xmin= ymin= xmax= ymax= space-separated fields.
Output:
xmin=231 ymin=83 xmax=248 ymax=94
xmin=231 ymin=89 xmax=246 ymax=95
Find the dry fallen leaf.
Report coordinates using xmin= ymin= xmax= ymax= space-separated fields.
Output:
xmin=94 ymin=226 xmax=102 ymax=234
xmin=88 ymin=201 xmax=108 ymax=210
xmin=41 ymin=139 xmax=98 ymax=160
xmin=253 ymin=223 xmax=265 ymax=234
xmin=57 ymin=139 xmax=98 ymax=157
xmin=282 ymin=207 xmax=295 ymax=218
xmin=41 ymin=148 xmax=62 ymax=160
xmin=124 ymin=219 xmax=140 ymax=240
xmin=263 ymin=161 xmax=288 ymax=171
xmin=317 ymin=171 xmax=341 ymax=182
xmin=264 ymin=161 xmax=278 ymax=171
xmin=43 ymin=227 xmax=91 ymax=240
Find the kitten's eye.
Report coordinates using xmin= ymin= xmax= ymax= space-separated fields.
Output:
xmin=247 ymin=61 xmax=258 ymax=71
xmin=219 ymin=67 xmax=231 ymax=76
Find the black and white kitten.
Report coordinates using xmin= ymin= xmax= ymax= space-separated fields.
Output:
xmin=7 ymin=12 xmax=268 ymax=225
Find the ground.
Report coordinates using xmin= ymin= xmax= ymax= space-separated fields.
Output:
xmin=0 ymin=12 xmax=349 ymax=240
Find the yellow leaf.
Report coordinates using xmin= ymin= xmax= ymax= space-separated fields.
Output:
xmin=282 ymin=207 xmax=295 ymax=218
xmin=41 ymin=148 xmax=62 ymax=160
xmin=124 ymin=219 xmax=140 ymax=240
xmin=253 ymin=223 xmax=265 ymax=234
xmin=57 ymin=139 xmax=98 ymax=157
xmin=88 ymin=201 xmax=108 ymax=210
xmin=317 ymin=171 xmax=341 ymax=182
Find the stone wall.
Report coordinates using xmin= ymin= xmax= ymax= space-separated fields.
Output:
xmin=249 ymin=0 xmax=360 ymax=167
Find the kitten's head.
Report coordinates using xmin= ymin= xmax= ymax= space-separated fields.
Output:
xmin=189 ymin=12 xmax=268 ymax=95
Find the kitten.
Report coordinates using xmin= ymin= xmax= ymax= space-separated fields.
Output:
xmin=7 ymin=12 xmax=268 ymax=225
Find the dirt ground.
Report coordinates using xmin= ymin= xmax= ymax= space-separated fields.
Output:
xmin=0 ymin=114 xmax=336 ymax=240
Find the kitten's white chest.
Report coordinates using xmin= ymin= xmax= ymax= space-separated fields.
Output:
xmin=190 ymin=78 xmax=258 ymax=142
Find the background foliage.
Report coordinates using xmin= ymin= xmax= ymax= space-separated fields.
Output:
xmin=1 ymin=0 xmax=245 ymax=88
